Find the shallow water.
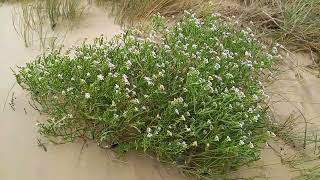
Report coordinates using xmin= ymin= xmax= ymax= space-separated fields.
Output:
xmin=0 ymin=5 xmax=183 ymax=180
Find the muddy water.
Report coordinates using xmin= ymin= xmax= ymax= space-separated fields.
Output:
xmin=0 ymin=5 xmax=184 ymax=180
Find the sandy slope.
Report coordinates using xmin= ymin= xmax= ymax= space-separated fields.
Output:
xmin=1 ymin=3 xmax=320 ymax=180
xmin=0 ymin=5 xmax=183 ymax=180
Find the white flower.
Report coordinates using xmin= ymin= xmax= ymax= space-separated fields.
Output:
xmin=126 ymin=60 xmax=132 ymax=67
xmin=214 ymin=63 xmax=220 ymax=70
xmin=272 ymin=47 xmax=278 ymax=54
xmin=108 ymin=62 xmax=116 ymax=70
xmin=97 ymin=74 xmax=104 ymax=81
xmin=181 ymin=141 xmax=187 ymax=148
xmin=239 ymin=140 xmax=245 ymax=145
xmin=175 ymin=109 xmax=179 ymax=115
xmin=249 ymin=142 xmax=254 ymax=148
xmin=192 ymin=141 xmax=198 ymax=147
xmin=214 ymin=135 xmax=220 ymax=142
xmin=144 ymin=77 xmax=153 ymax=86
xmin=186 ymin=112 xmax=191 ymax=116
xmin=266 ymin=130 xmax=271 ymax=136
xmin=167 ymin=130 xmax=173 ymax=136
xmin=226 ymin=73 xmax=233 ymax=79
xmin=131 ymin=98 xmax=140 ymax=104
xmin=144 ymin=76 xmax=151 ymax=81
xmin=131 ymin=91 xmax=136 ymax=96
xmin=181 ymin=115 xmax=186 ymax=121
xmin=185 ymin=125 xmax=191 ymax=132
xmin=171 ymin=97 xmax=184 ymax=105
xmin=114 ymin=114 xmax=119 ymax=119
xmin=123 ymin=74 xmax=130 ymax=85
xmin=61 ymin=90 xmax=66 ymax=95
xmin=147 ymin=127 xmax=152 ymax=133
xmin=159 ymin=84 xmax=165 ymax=91
xmin=86 ymin=73 xmax=91 ymax=76
xmin=85 ymin=93 xmax=91 ymax=99
xmin=58 ymin=74 xmax=63 ymax=79
xmin=67 ymin=87 xmax=73 ymax=92
xmin=226 ymin=136 xmax=231 ymax=142
xmin=152 ymin=74 xmax=157 ymax=80
xmin=158 ymin=71 xmax=164 ymax=77
xmin=147 ymin=133 xmax=153 ymax=138
xmin=206 ymin=143 xmax=210 ymax=148
xmin=245 ymin=51 xmax=252 ymax=58
xmin=239 ymin=122 xmax=244 ymax=128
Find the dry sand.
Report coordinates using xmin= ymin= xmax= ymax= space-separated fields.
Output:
xmin=1 ymin=3 xmax=320 ymax=180
xmin=0 ymin=5 xmax=184 ymax=180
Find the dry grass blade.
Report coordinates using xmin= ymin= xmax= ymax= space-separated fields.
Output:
xmin=10 ymin=0 xmax=87 ymax=49
xmin=96 ymin=0 xmax=320 ymax=56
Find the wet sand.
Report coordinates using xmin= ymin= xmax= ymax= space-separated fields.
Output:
xmin=1 ymin=3 xmax=320 ymax=180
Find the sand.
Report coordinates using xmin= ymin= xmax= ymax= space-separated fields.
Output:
xmin=0 ymin=4 xmax=183 ymax=180
xmin=1 ymin=3 xmax=320 ymax=180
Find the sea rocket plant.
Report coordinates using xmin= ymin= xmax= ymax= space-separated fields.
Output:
xmin=15 ymin=12 xmax=276 ymax=177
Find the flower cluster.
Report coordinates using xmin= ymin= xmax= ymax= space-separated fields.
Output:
xmin=15 ymin=12 xmax=276 ymax=176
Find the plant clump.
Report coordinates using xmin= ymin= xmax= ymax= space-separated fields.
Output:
xmin=15 ymin=12 xmax=277 ymax=177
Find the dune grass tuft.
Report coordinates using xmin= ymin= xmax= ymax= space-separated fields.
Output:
xmin=97 ymin=0 xmax=320 ymax=56
xmin=10 ymin=0 xmax=87 ymax=48
xmin=3 ymin=0 xmax=320 ymax=55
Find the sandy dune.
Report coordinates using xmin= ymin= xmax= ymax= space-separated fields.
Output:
xmin=1 ymin=3 xmax=320 ymax=180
